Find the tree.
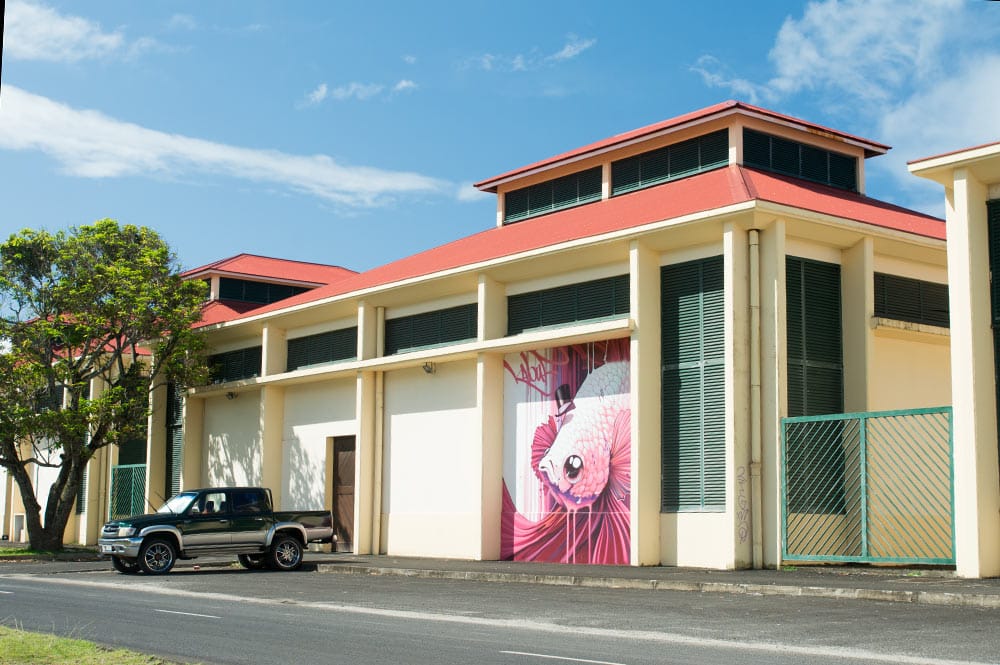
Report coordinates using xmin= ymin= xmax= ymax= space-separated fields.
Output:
xmin=0 ymin=220 xmax=207 ymax=550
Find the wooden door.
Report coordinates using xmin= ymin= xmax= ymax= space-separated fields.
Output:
xmin=332 ymin=436 xmax=355 ymax=552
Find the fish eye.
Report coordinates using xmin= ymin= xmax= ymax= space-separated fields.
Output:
xmin=564 ymin=455 xmax=584 ymax=483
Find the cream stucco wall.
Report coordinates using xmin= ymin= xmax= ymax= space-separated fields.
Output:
xmin=281 ymin=380 xmax=356 ymax=510
xmin=660 ymin=512 xmax=734 ymax=568
xmin=382 ymin=360 xmax=480 ymax=558
xmin=870 ymin=332 xmax=951 ymax=411
xmin=203 ymin=393 xmax=263 ymax=487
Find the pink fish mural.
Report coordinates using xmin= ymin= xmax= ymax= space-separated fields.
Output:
xmin=501 ymin=339 xmax=631 ymax=564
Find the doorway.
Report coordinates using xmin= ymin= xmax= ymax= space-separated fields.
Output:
xmin=331 ymin=436 xmax=355 ymax=552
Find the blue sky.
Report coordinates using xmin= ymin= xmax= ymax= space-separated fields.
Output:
xmin=1 ymin=1 xmax=998 ymax=273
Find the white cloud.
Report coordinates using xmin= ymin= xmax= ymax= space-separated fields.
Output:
xmin=0 ymin=86 xmax=449 ymax=207
xmin=303 ymin=83 xmax=329 ymax=106
xmin=393 ymin=80 xmax=418 ymax=93
xmin=167 ymin=14 xmax=199 ymax=31
xmin=465 ymin=34 xmax=597 ymax=72
xmin=402 ymin=54 xmax=417 ymax=65
xmin=692 ymin=0 xmax=1000 ymax=208
xmin=549 ymin=35 xmax=597 ymax=62
xmin=330 ymin=82 xmax=384 ymax=101
xmin=5 ymin=0 xmax=125 ymax=62
xmin=456 ymin=183 xmax=492 ymax=203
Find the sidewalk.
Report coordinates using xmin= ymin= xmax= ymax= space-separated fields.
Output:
xmin=4 ymin=547 xmax=1000 ymax=609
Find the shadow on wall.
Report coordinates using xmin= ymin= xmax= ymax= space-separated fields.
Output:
xmin=284 ymin=436 xmax=326 ymax=511
xmin=206 ymin=432 xmax=262 ymax=488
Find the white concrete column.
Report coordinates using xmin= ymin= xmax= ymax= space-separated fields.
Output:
xmin=947 ymin=170 xmax=1000 ymax=578
xmin=259 ymin=387 xmax=284 ymax=508
xmin=724 ymin=222 xmax=752 ymax=568
xmin=478 ymin=274 xmax=506 ymax=342
xmin=181 ymin=395 xmax=204 ymax=493
xmin=629 ymin=239 xmax=661 ymax=565
xmin=146 ymin=380 xmax=168 ymax=502
xmin=477 ymin=353 xmax=505 ymax=559
xmin=262 ymin=324 xmax=287 ymax=377
xmin=757 ymin=219 xmax=786 ymax=567
xmin=841 ymin=238 xmax=874 ymax=413
xmin=354 ymin=371 xmax=376 ymax=554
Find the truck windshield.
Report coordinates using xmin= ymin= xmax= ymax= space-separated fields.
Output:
xmin=157 ymin=492 xmax=197 ymax=514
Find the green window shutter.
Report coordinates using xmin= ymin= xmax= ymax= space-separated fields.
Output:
xmin=611 ymin=129 xmax=729 ymax=196
xmin=743 ymin=129 xmax=858 ymax=192
xmin=165 ymin=382 xmax=184 ymax=498
xmin=209 ymin=346 xmax=262 ymax=383
xmin=785 ymin=256 xmax=845 ymax=514
xmin=506 ymin=275 xmax=630 ymax=335
xmin=661 ymin=255 xmax=725 ymax=511
xmin=874 ymin=273 xmax=949 ymax=328
xmin=502 ymin=167 xmax=602 ymax=224
xmin=75 ymin=468 xmax=88 ymax=515
xmin=786 ymin=257 xmax=843 ymax=416
xmin=384 ymin=304 xmax=477 ymax=355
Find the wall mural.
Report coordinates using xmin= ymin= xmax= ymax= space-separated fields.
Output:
xmin=501 ymin=338 xmax=631 ymax=564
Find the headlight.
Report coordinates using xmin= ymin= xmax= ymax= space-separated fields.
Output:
xmin=117 ymin=526 xmax=137 ymax=538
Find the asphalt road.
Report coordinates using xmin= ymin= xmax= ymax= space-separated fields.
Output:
xmin=1 ymin=565 xmax=998 ymax=665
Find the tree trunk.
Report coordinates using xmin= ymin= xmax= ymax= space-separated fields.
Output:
xmin=10 ymin=454 xmax=83 ymax=552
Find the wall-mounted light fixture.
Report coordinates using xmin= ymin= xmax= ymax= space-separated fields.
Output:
xmin=225 ymin=391 xmax=238 ymax=400
xmin=422 ymin=362 xmax=436 ymax=375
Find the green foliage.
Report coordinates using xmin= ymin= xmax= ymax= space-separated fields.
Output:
xmin=0 ymin=625 xmax=186 ymax=664
xmin=0 ymin=219 xmax=208 ymax=549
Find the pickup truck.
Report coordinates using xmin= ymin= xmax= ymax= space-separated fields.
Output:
xmin=98 ymin=487 xmax=333 ymax=575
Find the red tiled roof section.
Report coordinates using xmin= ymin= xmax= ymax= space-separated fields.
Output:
xmin=196 ymin=300 xmax=265 ymax=327
xmin=183 ymin=253 xmax=356 ymax=285
xmin=474 ymin=100 xmax=891 ymax=192
xmin=742 ymin=168 xmax=945 ymax=240
xmin=224 ymin=165 xmax=942 ymax=325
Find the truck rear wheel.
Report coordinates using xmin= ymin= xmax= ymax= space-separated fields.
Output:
xmin=138 ymin=538 xmax=177 ymax=575
xmin=267 ymin=535 xmax=303 ymax=571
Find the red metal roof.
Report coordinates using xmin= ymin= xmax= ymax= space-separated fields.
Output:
xmin=208 ymin=166 xmax=941 ymax=327
xmin=196 ymin=300 xmax=266 ymax=327
xmin=183 ymin=253 xmax=356 ymax=286
xmin=474 ymin=101 xmax=891 ymax=192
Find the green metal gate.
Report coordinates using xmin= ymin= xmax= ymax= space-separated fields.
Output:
xmin=781 ymin=407 xmax=954 ymax=565
xmin=109 ymin=464 xmax=147 ymax=520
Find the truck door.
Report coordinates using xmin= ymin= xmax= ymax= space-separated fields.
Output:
xmin=179 ymin=490 xmax=231 ymax=549
xmin=228 ymin=489 xmax=269 ymax=546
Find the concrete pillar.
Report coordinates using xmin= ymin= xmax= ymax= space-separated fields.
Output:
xmin=354 ymin=371 xmax=376 ymax=554
xmin=946 ymin=170 xmax=1000 ymax=578
xmin=262 ymin=324 xmax=287 ymax=377
xmin=477 ymin=353 xmax=505 ymax=559
xmin=1 ymin=470 xmax=12 ymax=539
xmin=757 ymin=219 xmax=786 ymax=567
xmin=724 ymin=223 xmax=752 ymax=568
xmin=478 ymin=274 xmax=506 ymax=342
xmin=146 ymin=381 xmax=168 ymax=503
xmin=841 ymin=238 xmax=874 ymax=413
xmin=260 ymin=387 xmax=284 ymax=507
xmin=629 ymin=239 xmax=662 ymax=565
xmin=181 ymin=396 xmax=204 ymax=493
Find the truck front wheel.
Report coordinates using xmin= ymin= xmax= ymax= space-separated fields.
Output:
xmin=111 ymin=556 xmax=139 ymax=574
xmin=267 ymin=535 xmax=303 ymax=571
xmin=138 ymin=538 xmax=177 ymax=575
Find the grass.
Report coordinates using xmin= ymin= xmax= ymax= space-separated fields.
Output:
xmin=0 ymin=546 xmax=97 ymax=559
xmin=0 ymin=625 xmax=191 ymax=664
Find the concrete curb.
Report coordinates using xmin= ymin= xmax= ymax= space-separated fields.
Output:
xmin=316 ymin=564 xmax=1000 ymax=609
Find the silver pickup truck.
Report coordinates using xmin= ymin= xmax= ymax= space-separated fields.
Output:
xmin=98 ymin=487 xmax=334 ymax=575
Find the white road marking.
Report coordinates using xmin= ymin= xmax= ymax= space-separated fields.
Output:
xmin=0 ymin=590 xmax=12 ymax=594
xmin=154 ymin=609 xmax=220 ymax=619
xmin=6 ymin=575 xmax=995 ymax=665
xmin=500 ymin=651 xmax=625 ymax=665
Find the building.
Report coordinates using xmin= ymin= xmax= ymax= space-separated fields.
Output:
xmin=910 ymin=142 xmax=1000 ymax=578
xmin=3 ymin=101 xmax=965 ymax=572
